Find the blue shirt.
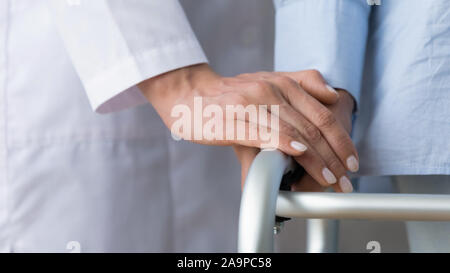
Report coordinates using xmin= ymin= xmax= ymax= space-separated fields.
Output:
xmin=274 ymin=0 xmax=450 ymax=177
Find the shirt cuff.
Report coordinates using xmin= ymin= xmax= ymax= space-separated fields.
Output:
xmin=85 ymin=39 xmax=207 ymax=114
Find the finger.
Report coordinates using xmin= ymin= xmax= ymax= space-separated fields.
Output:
xmin=270 ymin=102 xmax=351 ymax=189
xmin=291 ymin=174 xmax=325 ymax=192
xmin=229 ymin=105 xmax=311 ymax=158
xmin=291 ymin=173 xmax=350 ymax=193
xmin=224 ymin=75 xmax=359 ymax=174
xmin=219 ymin=119 xmax=308 ymax=158
xmin=262 ymin=103 xmax=341 ymax=188
xmin=233 ymin=70 xmax=338 ymax=105
xmin=191 ymin=98 xmax=306 ymax=157
xmin=285 ymin=87 xmax=359 ymax=173
xmin=293 ymin=145 xmax=340 ymax=188
xmin=337 ymin=175 xmax=353 ymax=193
xmin=232 ymin=106 xmax=349 ymax=190
xmin=228 ymin=117 xmax=353 ymax=192
xmin=292 ymin=110 xmax=352 ymax=192
xmin=277 ymin=70 xmax=339 ymax=105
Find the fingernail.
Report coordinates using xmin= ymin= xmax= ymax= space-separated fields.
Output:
xmin=339 ymin=176 xmax=353 ymax=193
xmin=322 ymin=168 xmax=337 ymax=184
xmin=290 ymin=141 xmax=307 ymax=152
xmin=326 ymin=84 xmax=338 ymax=95
xmin=346 ymin=155 xmax=359 ymax=172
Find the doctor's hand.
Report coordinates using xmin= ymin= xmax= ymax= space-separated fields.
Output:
xmin=234 ymin=89 xmax=356 ymax=193
xmin=139 ymin=64 xmax=358 ymax=188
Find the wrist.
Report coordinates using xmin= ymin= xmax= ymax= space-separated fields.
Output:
xmin=138 ymin=63 xmax=217 ymax=105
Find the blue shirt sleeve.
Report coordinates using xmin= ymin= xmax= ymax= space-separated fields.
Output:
xmin=274 ymin=0 xmax=371 ymax=108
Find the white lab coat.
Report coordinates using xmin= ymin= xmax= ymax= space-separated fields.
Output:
xmin=0 ymin=0 xmax=274 ymax=252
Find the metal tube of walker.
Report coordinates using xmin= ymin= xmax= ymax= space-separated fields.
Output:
xmin=238 ymin=150 xmax=450 ymax=253
xmin=238 ymin=150 xmax=290 ymax=253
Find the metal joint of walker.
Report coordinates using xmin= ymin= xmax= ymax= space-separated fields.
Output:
xmin=237 ymin=150 xmax=450 ymax=253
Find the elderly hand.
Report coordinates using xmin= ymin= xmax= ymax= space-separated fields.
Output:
xmin=139 ymin=64 xmax=358 ymax=188
xmin=234 ymin=89 xmax=356 ymax=193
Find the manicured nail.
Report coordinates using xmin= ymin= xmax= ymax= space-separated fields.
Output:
xmin=290 ymin=141 xmax=307 ymax=152
xmin=346 ymin=155 xmax=359 ymax=172
xmin=326 ymin=84 xmax=338 ymax=95
xmin=322 ymin=168 xmax=337 ymax=184
xmin=339 ymin=176 xmax=353 ymax=193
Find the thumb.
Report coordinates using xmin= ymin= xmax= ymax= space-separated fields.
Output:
xmin=278 ymin=69 xmax=339 ymax=105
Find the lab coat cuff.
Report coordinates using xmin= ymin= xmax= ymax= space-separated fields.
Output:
xmin=85 ymin=39 xmax=208 ymax=114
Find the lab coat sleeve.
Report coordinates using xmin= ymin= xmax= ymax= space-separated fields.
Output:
xmin=47 ymin=0 xmax=207 ymax=113
xmin=273 ymin=0 xmax=371 ymax=107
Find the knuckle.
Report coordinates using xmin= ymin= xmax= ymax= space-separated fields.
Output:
xmin=328 ymin=159 xmax=343 ymax=173
xmin=307 ymin=69 xmax=321 ymax=77
xmin=279 ymin=122 xmax=297 ymax=138
xmin=275 ymin=75 xmax=295 ymax=86
xmin=316 ymin=109 xmax=336 ymax=128
xmin=303 ymin=123 xmax=321 ymax=143
xmin=335 ymin=133 xmax=352 ymax=150
xmin=229 ymin=93 xmax=249 ymax=106
xmin=253 ymin=80 xmax=271 ymax=94
xmin=254 ymin=79 xmax=268 ymax=89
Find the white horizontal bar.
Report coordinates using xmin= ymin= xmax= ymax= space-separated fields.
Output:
xmin=276 ymin=191 xmax=450 ymax=221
